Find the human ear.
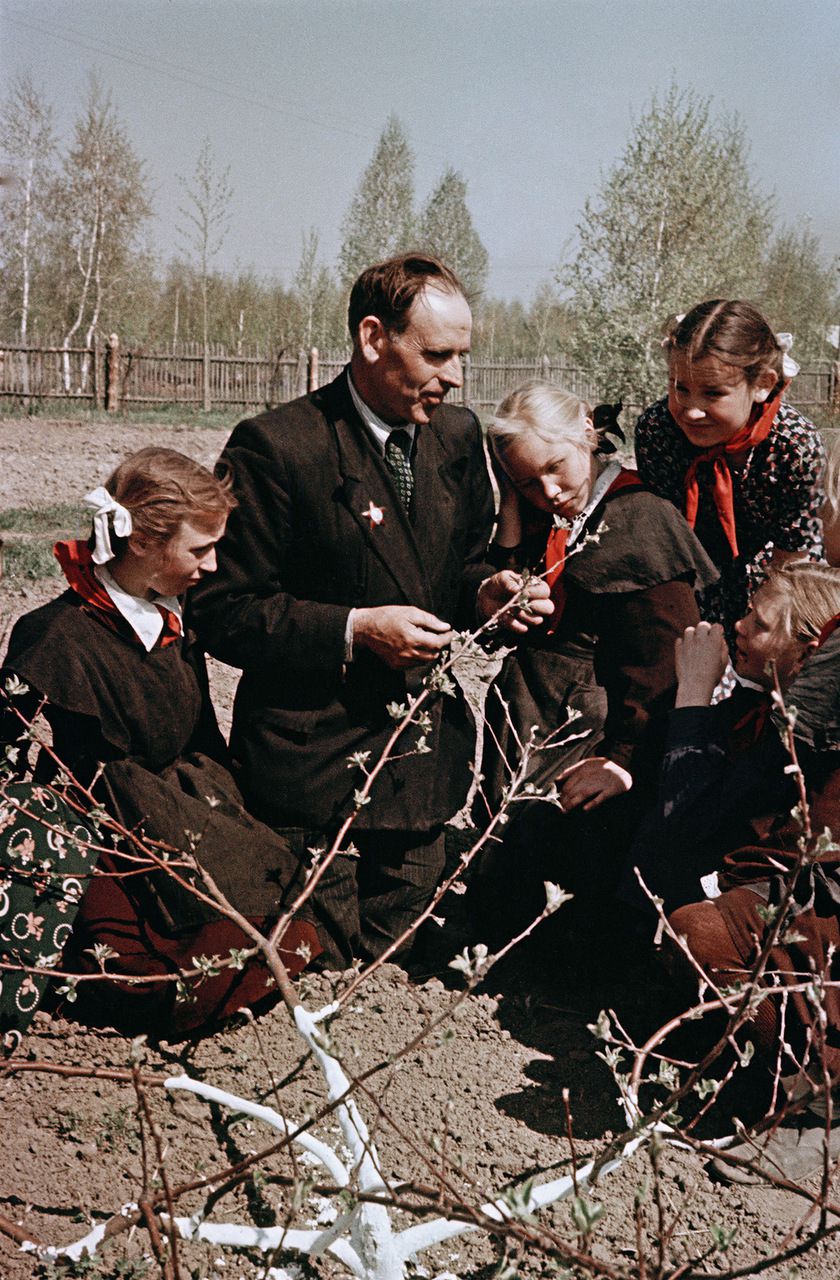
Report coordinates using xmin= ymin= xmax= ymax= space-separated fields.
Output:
xmin=752 ymin=367 xmax=778 ymax=403
xmin=790 ymin=637 xmax=819 ymax=681
xmin=357 ymin=315 xmax=386 ymax=364
xmin=583 ymin=420 xmax=598 ymax=451
xmin=126 ymin=530 xmax=152 ymax=559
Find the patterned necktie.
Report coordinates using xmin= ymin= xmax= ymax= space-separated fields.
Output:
xmin=384 ymin=429 xmax=414 ymax=511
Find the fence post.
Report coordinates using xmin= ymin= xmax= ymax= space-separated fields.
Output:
xmin=105 ymin=333 xmax=121 ymax=412
xmin=92 ymin=334 xmax=103 ymax=409
xmin=832 ymin=361 xmax=840 ymax=414
xmin=541 ymin=354 xmax=551 ymax=382
xmin=202 ymin=341 xmax=211 ymax=413
xmin=308 ymin=347 xmax=319 ymax=393
xmin=19 ymin=346 xmax=30 ymax=410
xmin=294 ymin=349 xmax=307 ymax=397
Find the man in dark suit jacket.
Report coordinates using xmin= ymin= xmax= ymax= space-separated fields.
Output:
xmin=190 ymin=254 xmax=498 ymax=967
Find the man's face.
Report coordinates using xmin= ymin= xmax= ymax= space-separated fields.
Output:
xmin=357 ymin=286 xmax=472 ymax=426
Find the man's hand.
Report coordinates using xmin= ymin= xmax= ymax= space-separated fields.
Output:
xmin=353 ymin=605 xmax=453 ymax=669
xmin=477 ymin=571 xmax=554 ymax=633
xmin=674 ymin=621 xmax=729 ymax=708
xmin=556 ymin=756 xmax=632 ymax=811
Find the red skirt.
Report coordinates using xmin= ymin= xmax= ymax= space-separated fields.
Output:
xmin=62 ymin=858 xmax=321 ymax=1037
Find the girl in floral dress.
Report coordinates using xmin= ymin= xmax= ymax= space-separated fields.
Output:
xmin=635 ymin=300 xmax=824 ymax=652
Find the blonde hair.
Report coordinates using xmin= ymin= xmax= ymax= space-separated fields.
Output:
xmin=822 ymin=432 xmax=840 ymax=521
xmin=489 ymin=381 xmax=595 ymax=454
xmin=762 ymin=561 xmax=840 ymax=645
xmin=104 ymin=447 xmax=235 ymax=551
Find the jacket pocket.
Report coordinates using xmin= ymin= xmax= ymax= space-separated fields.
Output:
xmin=263 ymin=704 xmax=323 ymax=743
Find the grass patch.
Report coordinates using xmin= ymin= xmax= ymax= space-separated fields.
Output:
xmin=0 ymin=503 xmax=84 ymax=581
xmin=2 ymin=540 xmax=61 ymax=581
xmin=0 ymin=502 xmax=85 ymax=534
xmin=1 ymin=398 xmax=233 ymax=429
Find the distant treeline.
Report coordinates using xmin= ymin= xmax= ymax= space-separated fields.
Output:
xmin=1 ymin=77 xmax=837 ymax=409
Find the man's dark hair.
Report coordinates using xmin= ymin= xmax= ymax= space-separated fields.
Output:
xmin=348 ymin=253 xmax=466 ymax=339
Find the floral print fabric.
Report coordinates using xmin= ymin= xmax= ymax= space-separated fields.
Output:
xmin=0 ymin=782 xmax=98 ymax=1050
xmin=635 ymin=397 xmax=825 ymax=646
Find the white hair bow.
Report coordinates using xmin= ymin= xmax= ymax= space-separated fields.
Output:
xmin=83 ymin=486 xmax=133 ymax=564
xmin=776 ymin=332 xmax=800 ymax=380
xmin=660 ymin=313 xmax=687 ymax=347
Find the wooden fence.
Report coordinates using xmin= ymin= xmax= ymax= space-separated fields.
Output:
xmin=1 ymin=339 xmax=837 ymax=417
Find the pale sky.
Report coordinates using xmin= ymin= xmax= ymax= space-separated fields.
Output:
xmin=3 ymin=0 xmax=839 ymax=302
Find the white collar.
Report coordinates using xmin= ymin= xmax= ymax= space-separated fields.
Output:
xmin=348 ymin=372 xmax=416 ymax=455
xmin=733 ymin=671 xmax=766 ymax=693
xmin=94 ymin=563 xmax=182 ymax=653
xmin=559 ymin=458 xmax=622 ymax=550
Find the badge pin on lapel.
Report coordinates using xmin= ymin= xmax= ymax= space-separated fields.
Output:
xmin=361 ymin=501 xmax=385 ymax=528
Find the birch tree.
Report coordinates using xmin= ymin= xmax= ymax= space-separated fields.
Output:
xmin=293 ymin=227 xmax=344 ymax=350
xmin=51 ymin=75 xmax=151 ymax=391
xmin=177 ymin=136 xmax=233 ymax=409
xmin=338 ymin=115 xmax=415 ymax=289
xmin=0 ymin=73 xmax=56 ymax=344
xmin=759 ymin=221 xmax=839 ymax=362
xmin=562 ymin=83 xmax=772 ymax=404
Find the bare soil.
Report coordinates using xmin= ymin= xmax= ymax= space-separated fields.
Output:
xmin=1 ymin=416 xmax=839 ymax=1279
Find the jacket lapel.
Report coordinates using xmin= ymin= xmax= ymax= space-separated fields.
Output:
xmin=325 ymin=372 xmax=432 ymax=607
xmin=410 ymin=421 xmax=459 ymax=583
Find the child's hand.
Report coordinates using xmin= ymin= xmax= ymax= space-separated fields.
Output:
xmin=556 ymin=757 xmax=632 ymax=811
xmin=674 ymin=621 xmax=729 ymax=707
xmin=477 ymin=570 xmax=554 ymax=632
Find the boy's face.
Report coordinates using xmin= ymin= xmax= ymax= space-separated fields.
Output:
xmin=733 ymin=586 xmax=804 ymax=689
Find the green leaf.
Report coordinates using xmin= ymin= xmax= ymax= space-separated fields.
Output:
xmin=571 ymin=1195 xmax=604 ymax=1233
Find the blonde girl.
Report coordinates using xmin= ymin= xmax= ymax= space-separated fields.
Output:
xmin=476 ymin=379 xmax=717 ymax=827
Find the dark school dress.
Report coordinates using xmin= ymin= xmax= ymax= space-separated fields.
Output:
xmin=635 ymin=397 xmax=824 ymax=648
xmin=482 ymin=478 xmax=718 ymax=806
xmin=474 ymin=476 xmax=717 ymax=942
xmin=0 ymin=590 xmax=321 ymax=1039
xmin=668 ymin=631 xmax=840 ymax=1074
xmin=620 ymin=683 xmax=792 ymax=921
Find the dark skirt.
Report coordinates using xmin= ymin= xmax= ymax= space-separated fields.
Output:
xmin=481 ymin=643 xmax=606 ymax=808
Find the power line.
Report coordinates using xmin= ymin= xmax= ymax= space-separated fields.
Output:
xmin=4 ymin=12 xmax=384 ymax=142
xmin=3 ymin=10 xmax=459 ymax=165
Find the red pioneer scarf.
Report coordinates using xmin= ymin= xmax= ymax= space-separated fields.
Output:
xmin=817 ymin=614 xmax=840 ymax=649
xmin=54 ymin=540 xmax=181 ymax=648
xmin=544 ymin=467 xmax=643 ymax=632
xmin=683 ymin=385 xmax=786 ymax=559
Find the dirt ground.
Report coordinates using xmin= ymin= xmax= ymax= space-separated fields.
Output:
xmin=1 ymin=415 xmax=839 ymax=1279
